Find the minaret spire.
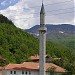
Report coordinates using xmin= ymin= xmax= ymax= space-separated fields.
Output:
xmin=39 ymin=0 xmax=47 ymax=75
xmin=40 ymin=1 xmax=45 ymax=14
xmin=40 ymin=1 xmax=45 ymax=27
xmin=42 ymin=0 xmax=43 ymax=3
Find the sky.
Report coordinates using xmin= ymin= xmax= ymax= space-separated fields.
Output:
xmin=0 ymin=0 xmax=74 ymax=29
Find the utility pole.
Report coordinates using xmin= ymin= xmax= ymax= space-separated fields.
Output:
xmin=39 ymin=1 xmax=47 ymax=75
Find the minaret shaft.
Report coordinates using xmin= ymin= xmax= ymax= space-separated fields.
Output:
xmin=40 ymin=14 xmax=45 ymax=26
xmin=39 ymin=2 xmax=47 ymax=75
xmin=39 ymin=31 xmax=46 ymax=75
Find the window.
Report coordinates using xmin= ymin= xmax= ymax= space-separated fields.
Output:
xmin=25 ymin=71 xmax=27 ymax=74
xmin=10 ymin=71 xmax=12 ymax=74
xmin=29 ymin=71 xmax=31 ymax=75
xmin=14 ymin=71 xmax=16 ymax=74
xmin=22 ymin=71 xmax=24 ymax=74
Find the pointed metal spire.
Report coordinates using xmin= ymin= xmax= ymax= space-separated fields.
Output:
xmin=40 ymin=0 xmax=45 ymax=14
xmin=42 ymin=0 xmax=43 ymax=3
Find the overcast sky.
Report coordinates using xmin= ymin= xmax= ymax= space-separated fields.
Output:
xmin=0 ymin=0 xmax=74 ymax=29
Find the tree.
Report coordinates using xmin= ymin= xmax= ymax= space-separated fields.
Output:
xmin=47 ymin=66 xmax=56 ymax=75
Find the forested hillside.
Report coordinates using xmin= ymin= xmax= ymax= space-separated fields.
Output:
xmin=26 ymin=25 xmax=75 ymax=51
xmin=0 ymin=14 xmax=75 ymax=74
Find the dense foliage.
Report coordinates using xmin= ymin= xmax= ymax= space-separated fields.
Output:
xmin=26 ymin=24 xmax=75 ymax=51
xmin=0 ymin=14 xmax=14 ymax=25
xmin=0 ymin=14 xmax=75 ymax=74
xmin=0 ymin=23 xmax=39 ymax=63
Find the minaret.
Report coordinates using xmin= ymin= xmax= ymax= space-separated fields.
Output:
xmin=39 ymin=1 xmax=47 ymax=75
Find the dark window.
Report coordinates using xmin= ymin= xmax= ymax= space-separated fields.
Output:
xmin=26 ymin=71 xmax=27 ymax=74
xmin=14 ymin=71 xmax=16 ymax=74
xmin=10 ymin=71 xmax=12 ymax=74
xmin=22 ymin=71 xmax=24 ymax=74
xmin=29 ymin=71 xmax=31 ymax=75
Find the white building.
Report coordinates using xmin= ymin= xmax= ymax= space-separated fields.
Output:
xmin=0 ymin=67 xmax=2 ymax=75
xmin=2 ymin=62 xmax=66 ymax=75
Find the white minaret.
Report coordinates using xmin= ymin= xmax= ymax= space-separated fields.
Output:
xmin=39 ymin=1 xmax=47 ymax=75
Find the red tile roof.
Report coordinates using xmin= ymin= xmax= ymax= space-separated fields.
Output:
xmin=29 ymin=55 xmax=61 ymax=61
xmin=29 ymin=55 xmax=48 ymax=60
xmin=3 ymin=62 xmax=66 ymax=73
xmin=29 ymin=56 xmax=39 ymax=60
xmin=0 ymin=67 xmax=3 ymax=71
xmin=3 ymin=64 xmax=29 ymax=70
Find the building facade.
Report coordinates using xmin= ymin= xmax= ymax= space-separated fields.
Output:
xmin=3 ymin=70 xmax=39 ymax=75
xmin=2 ymin=62 xmax=66 ymax=75
xmin=2 ymin=70 xmax=64 ymax=75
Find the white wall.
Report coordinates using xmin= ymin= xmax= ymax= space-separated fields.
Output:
xmin=0 ymin=71 xmax=2 ymax=75
xmin=2 ymin=70 xmax=63 ymax=75
xmin=2 ymin=70 xmax=39 ymax=75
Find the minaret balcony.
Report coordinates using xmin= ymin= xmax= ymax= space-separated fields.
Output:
xmin=39 ymin=27 xmax=47 ymax=32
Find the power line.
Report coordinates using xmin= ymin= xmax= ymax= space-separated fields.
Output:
xmin=0 ymin=0 xmax=73 ymax=16
xmin=13 ymin=11 xmax=74 ymax=20
xmin=46 ymin=7 xmax=74 ymax=13
xmin=10 ymin=0 xmax=72 ymax=11
xmin=1 ymin=6 xmax=74 ymax=18
xmin=46 ymin=11 xmax=74 ymax=16
xmin=10 ymin=7 xmax=74 ymax=17
xmin=44 ymin=0 xmax=73 ymax=7
xmin=29 ymin=0 xmax=73 ymax=8
xmin=9 ymin=11 xmax=74 ymax=26
xmin=33 ymin=7 xmax=74 ymax=15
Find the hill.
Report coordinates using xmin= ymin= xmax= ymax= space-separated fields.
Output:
xmin=0 ymin=14 xmax=75 ymax=74
xmin=0 ymin=23 xmax=40 ymax=63
xmin=0 ymin=14 xmax=39 ymax=64
xmin=26 ymin=24 xmax=75 ymax=34
xmin=25 ymin=24 xmax=75 ymax=50
xmin=0 ymin=14 xmax=14 ymax=25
